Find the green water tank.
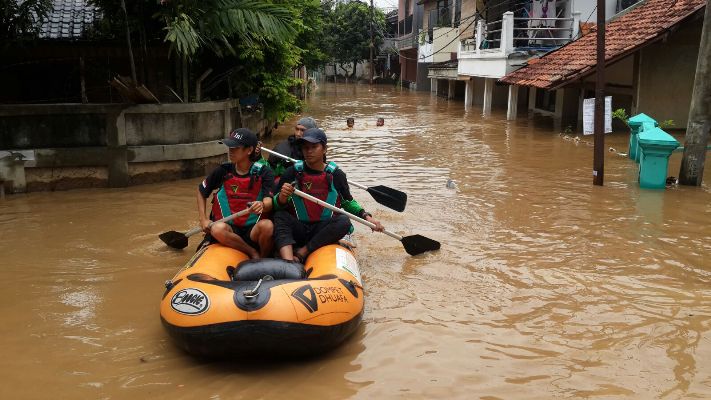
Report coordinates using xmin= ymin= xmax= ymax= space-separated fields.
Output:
xmin=637 ymin=127 xmax=679 ymax=189
xmin=628 ymin=113 xmax=658 ymax=163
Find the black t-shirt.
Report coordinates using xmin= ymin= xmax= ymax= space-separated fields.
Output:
xmin=199 ymin=162 xmax=275 ymax=199
xmin=268 ymin=136 xmax=303 ymax=171
xmin=275 ymin=163 xmax=353 ymax=202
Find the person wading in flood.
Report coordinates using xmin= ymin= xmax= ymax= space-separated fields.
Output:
xmin=197 ymin=128 xmax=275 ymax=259
xmin=268 ymin=116 xmax=318 ymax=178
xmin=272 ymin=128 xmax=384 ymax=263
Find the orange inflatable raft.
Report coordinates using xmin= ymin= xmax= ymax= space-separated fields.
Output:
xmin=160 ymin=243 xmax=364 ymax=357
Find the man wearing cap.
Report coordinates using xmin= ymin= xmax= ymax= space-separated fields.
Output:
xmin=197 ymin=128 xmax=275 ymax=259
xmin=267 ymin=116 xmax=318 ymax=177
xmin=272 ymin=128 xmax=384 ymax=263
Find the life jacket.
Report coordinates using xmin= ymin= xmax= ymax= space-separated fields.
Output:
xmin=290 ymin=161 xmax=340 ymax=223
xmin=211 ymin=163 xmax=264 ymax=227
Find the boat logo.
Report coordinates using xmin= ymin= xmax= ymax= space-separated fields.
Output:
xmin=170 ymin=288 xmax=210 ymax=315
xmin=291 ymin=284 xmax=318 ymax=313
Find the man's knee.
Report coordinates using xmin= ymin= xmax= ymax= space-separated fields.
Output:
xmin=332 ymin=214 xmax=351 ymax=231
xmin=210 ymin=222 xmax=233 ymax=241
xmin=253 ymin=219 xmax=274 ymax=239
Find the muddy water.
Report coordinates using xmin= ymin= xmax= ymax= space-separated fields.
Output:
xmin=1 ymin=84 xmax=710 ymax=399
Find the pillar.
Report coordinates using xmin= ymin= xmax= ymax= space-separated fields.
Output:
xmin=528 ymin=87 xmax=536 ymax=111
xmin=501 ymin=12 xmax=514 ymax=53
xmin=507 ymin=85 xmax=519 ymax=120
xmin=448 ymin=80 xmax=455 ymax=100
xmin=483 ymin=78 xmax=493 ymax=115
xmin=464 ymin=79 xmax=474 ymax=108
xmin=107 ymin=109 xmax=129 ymax=187
xmin=431 ymin=78 xmax=436 ymax=93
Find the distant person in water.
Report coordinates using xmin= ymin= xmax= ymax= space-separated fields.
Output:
xmin=197 ymin=128 xmax=274 ymax=259
xmin=346 ymin=118 xmax=355 ymax=129
xmin=376 ymin=117 xmax=385 ymax=127
xmin=268 ymin=117 xmax=318 ymax=177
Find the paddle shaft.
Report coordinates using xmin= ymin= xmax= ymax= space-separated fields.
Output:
xmin=292 ymin=188 xmax=403 ymax=241
xmin=184 ymin=207 xmax=252 ymax=237
xmin=261 ymin=147 xmax=369 ymax=191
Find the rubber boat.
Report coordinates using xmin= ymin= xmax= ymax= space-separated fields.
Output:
xmin=160 ymin=242 xmax=364 ymax=358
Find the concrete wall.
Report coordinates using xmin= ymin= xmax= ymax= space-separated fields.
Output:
xmin=637 ymin=18 xmax=702 ymax=128
xmin=0 ymin=99 xmax=273 ymax=193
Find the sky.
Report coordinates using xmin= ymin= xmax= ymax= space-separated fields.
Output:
xmin=373 ymin=0 xmax=398 ymax=11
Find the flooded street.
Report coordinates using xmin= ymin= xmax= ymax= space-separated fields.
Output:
xmin=1 ymin=83 xmax=710 ymax=399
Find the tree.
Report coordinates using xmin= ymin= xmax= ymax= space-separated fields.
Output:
xmin=0 ymin=0 xmax=52 ymax=40
xmin=324 ymin=1 xmax=385 ymax=78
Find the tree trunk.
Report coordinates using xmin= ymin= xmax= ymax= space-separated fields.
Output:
xmin=352 ymin=60 xmax=358 ymax=79
xmin=679 ymin=3 xmax=711 ymax=186
xmin=120 ymin=0 xmax=137 ymax=84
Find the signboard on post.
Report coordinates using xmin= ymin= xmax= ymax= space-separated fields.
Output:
xmin=583 ymin=96 xmax=612 ymax=135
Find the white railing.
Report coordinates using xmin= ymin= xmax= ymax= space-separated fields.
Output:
xmin=460 ymin=11 xmax=581 ymax=56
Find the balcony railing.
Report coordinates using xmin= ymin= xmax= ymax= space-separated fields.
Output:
xmin=460 ymin=11 xmax=581 ymax=55
xmin=396 ymin=32 xmax=418 ymax=50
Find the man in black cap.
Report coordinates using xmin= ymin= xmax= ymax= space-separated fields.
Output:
xmin=268 ymin=116 xmax=318 ymax=177
xmin=272 ymin=128 xmax=384 ymax=262
xmin=196 ymin=128 xmax=275 ymax=258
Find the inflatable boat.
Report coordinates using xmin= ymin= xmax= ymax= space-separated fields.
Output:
xmin=160 ymin=243 xmax=364 ymax=358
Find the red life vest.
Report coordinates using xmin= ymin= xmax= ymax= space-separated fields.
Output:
xmin=289 ymin=161 xmax=341 ymax=223
xmin=211 ymin=163 xmax=264 ymax=227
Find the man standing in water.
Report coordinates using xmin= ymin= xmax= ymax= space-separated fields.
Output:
xmin=268 ymin=116 xmax=318 ymax=177
xmin=272 ymin=128 xmax=384 ymax=263
xmin=197 ymin=128 xmax=275 ymax=259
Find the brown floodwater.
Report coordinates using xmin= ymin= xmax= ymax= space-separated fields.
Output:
xmin=1 ymin=83 xmax=710 ymax=399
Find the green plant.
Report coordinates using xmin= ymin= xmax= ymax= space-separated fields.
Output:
xmin=613 ymin=108 xmax=676 ymax=130
xmin=659 ymin=119 xmax=675 ymax=129
xmin=612 ymin=108 xmax=629 ymax=126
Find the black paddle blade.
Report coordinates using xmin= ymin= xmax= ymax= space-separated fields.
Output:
xmin=159 ymin=231 xmax=189 ymax=249
xmin=367 ymin=185 xmax=407 ymax=212
xmin=401 ymin=234 xmax=440 ymax=256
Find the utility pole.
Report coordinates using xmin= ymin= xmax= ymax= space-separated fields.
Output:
xmin=369 ymin=0 xmax=375 ymax=85
xmin=593 ymin=0 xmax=606 ymax=186
xmin=679 ymin=3 xmax=711 ymax=186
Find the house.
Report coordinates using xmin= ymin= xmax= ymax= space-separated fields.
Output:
xmin=396 ymin=0 xmax=428 ymax=89
xmin=500 ymin=0 xmax=706 ymax=129
xmin=453 ymin=0 xmax=644 ymax=119
xmin=420 ymin=0 xmax=470 ymax=99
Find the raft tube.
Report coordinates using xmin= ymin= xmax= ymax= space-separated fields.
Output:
xmin=160 ymin=243 xmax=364 ymax=358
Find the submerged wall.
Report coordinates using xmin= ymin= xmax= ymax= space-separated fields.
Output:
xmin=0 ymin=99 xmax=273 ymax=193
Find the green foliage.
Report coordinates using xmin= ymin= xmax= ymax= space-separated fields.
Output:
xmin=612 ymin=108 xmax=629 ymax=126
xmin=613 ymin=108 xmax=676 ymax=129
xmin=0 ymin=0 xmax=52 ymax=39
xmin=323 ymin=1 xmax=386 ymax=70
xmin=158 ymin=0 xmax=295 ymax=58
xmin=659 ymin=119 xmax=675 ymax=129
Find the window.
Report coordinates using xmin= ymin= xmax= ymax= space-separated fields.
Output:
xmin=617 ymin=0 xmax=642 ymax=13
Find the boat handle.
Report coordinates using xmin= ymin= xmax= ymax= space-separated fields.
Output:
xmin=243 ymin=278 xmax=263 ymax=299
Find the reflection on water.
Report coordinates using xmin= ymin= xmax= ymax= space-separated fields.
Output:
xmin=0 ymin=83 xmax=710 ymax=399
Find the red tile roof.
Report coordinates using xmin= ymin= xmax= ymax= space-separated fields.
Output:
xmin=500 ymin=0 xmax=706 ymax=89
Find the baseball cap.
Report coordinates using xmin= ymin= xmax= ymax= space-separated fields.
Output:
xmin=219 ymin=128 xmax=258 ymax=148
xmin=297 ymin=128 xmax=327 ymax=145
xmin=296 ymin=117 xmax=318 ymax=130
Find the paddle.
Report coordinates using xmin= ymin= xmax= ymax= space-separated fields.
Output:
xmin=260 ymin=147 xmax=407 ymax=212
xmin=291 ymin=188 xmax=440 ymax=256
xmin=159 ymin=207 xmax=252 ymax=250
